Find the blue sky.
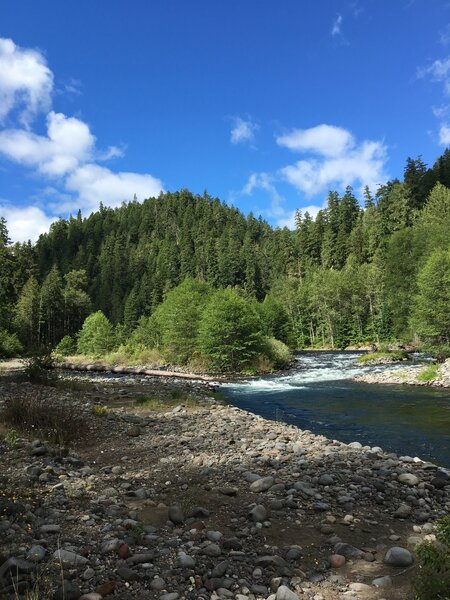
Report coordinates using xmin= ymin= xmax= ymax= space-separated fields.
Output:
xmin=0 ymin=0 xmax=449 ymax=241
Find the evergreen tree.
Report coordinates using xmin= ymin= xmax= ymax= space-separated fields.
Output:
xmin=40 ymin=264 xmax=64 ymax=347
xmin=15 ymin=276 xmax=40 ymax=348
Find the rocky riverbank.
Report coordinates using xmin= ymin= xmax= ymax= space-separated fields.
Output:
xmin=353 ymin=358 xmax=450 ymax=388
xmin=0 ymin=372 xmax=449 ymax=600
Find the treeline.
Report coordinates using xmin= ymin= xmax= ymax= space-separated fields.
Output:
xmin=1 ymin=150 xmax=450 ymax=363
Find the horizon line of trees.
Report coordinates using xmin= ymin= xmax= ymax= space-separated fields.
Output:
xmin=1 ymin=149 xmax=450 ymax=364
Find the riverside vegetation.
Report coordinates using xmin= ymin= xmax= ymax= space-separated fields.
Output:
xmin=1 ymin=150 xmax=450 ymax=371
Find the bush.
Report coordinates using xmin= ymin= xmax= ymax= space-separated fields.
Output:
xmin=24 ymin=353 xmax=56 ymax=384
xmin=77 ymin=311 xmax=116 ymax=357
xmin=53 ymin=335 xmax=76 ymax=359
xmin=152 ymin=279 xmax=212 ymax=364
xmin=414 ymin=516 xmax=450 ymax=600
xmin=357 ymin=351 xmax=408 ymax=364
xmin=0 ymin=329 xmax=23 ymax=358
xmin=263 ymin=337 xmax=293 ymax=369
xmin=197 ymin=289 xmax=265 ymax=372
xmin=2 ymin=389 xmax=87 ymax=445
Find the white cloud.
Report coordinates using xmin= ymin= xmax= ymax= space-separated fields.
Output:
xmin=0 ymin=111 xmax=95 ymax=176
xmin=277 ymin=125 xmax=387 ymax=196
xmin=0 ymin=37 xmax=53 ymax=127
xmin=277 ymin=124 xmax=353 ymax=157
xmin=0 ymin=37 xmax=166 ymax=241
xmin=242 ymin=172 xmax=284 ymax=216
xmin=439 ymin=124 xmax=450 ymax=145
xmin=418 ymin=56 xmax=450 ymax=95
xmin=0 ymin=204 xmax=57 ymax=242
xmin=64 ymin=164 xmax=163 ymax=213
xmin=230 ymin=116 xmax=259 ymax=145
xmin=331 ymin=14 xmax=343 ymax=37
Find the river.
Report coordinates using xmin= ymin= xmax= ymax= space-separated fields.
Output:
xmin=221 ymin=352 xmax=450 ymax=468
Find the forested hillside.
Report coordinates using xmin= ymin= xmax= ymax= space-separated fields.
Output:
xmin=1 ymin=150 xmax=450 ymax=363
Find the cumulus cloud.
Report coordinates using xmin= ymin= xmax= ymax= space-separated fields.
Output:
xmin=277 ymin=124 xmax=387 ymax=196
xmin=0 ymin=36 xmax=165 ymax=241
xmin=0 ymin=111 xmax=95 ymax=176
xmin=0 ymin=37 xmax=53 ymax=127
xmin=0 ymin=203 xmax=57 ymax=242
xmin=230 ymin=116 xmax=259 ymax=145
xmin=331 ymin=14 xmax=343 ymax=37
xmin=439 ymin=124 xmax=450 ymax=145
xmin=64 ymin=164 xmax=164 ymax=213
xmin=277 ymin=124 xmax=353 ymax=157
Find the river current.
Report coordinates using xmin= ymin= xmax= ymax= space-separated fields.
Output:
xmin=221 ymin=352 xmax=450 ymax=468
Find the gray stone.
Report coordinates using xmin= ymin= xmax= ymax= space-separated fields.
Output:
xmin=53 ymin=581 xmax=81 ymax=600
xmin=168 ymin=505 xmax=184 ymax=525
xmin=250 ymin=476 xmax=275 ymax=492
xmin=372 ymin=576 xmax=393 ymax=587
xmin=319 ymin=474 xmax=334 ymax=486
xmin=52 ymin=549 xmax=88 ymax=567
xmin=40 ymin=523 xmax=60 ymax=534
xmin=212 ymin=560 xmax=229 ymax=578
xmin=177 ymin=552 xmax=196 ymax=568
xmin=150 ymin=577 xmax=166 ymax=590
xmin=117 ymin=566 xmax=140 ymax=581
xmin=249 ymin=504 xmax=267 ymax=522
xmin=398 ymin=473 xmax=419 ymax=486
xmin=160 ymin=593 xmax=179 ymax=600
xmin=276 ymin=585 xmax=300 ymax=600
xmin=394 ymin=503 xmax=412 ymax=518
xmin=204 ymin=543 xmax=221 ymax=557
xmin=384 ymin=546 xmax=414 ymax=567
xmin=26 ymin=545 xmax=46 ymax=562
xmin=334 ymin=542 xmax=363 ymax=560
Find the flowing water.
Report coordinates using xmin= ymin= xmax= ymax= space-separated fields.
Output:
xmin=221 ymin=352 xmax=450 ymax=468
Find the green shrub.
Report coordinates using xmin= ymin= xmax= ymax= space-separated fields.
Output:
xmin=414 ymin=516 xmax=450 ymax=600
xmin=197 ymin=289 xmax=265 ymax=372
xmin=417 ymin=363 xmax=440 ymax=382
xmin=152 ymin=279 xmax=212 ymax=364
xmin=77 ymin=311 xmax=116 ymax=357
xmin=357 ymin=351 xmax=408 ymax=364
xmin=263 ymin=336 xmax=293 ymax=368
xmin=53 ymin=335 xmax=76 ymax=358
xmin=0 ymin=329 xmax=23 ymax=358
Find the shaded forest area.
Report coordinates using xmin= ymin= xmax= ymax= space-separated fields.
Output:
xmin=1 ymin=150 xmax=450 ymax=362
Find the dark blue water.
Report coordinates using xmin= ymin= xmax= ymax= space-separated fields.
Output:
xmin=221 ymin=352 xmax=450 ymax=468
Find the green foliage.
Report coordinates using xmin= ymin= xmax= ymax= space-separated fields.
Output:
xmin=263 ymin=337 xmax=292 ymax=369
xmin=152 ymin=279 xmax=212 ymax=364
xmin=259 ymin=297 xmax=292 ymax=345
xmin=410 ymin=249 xmax=450 ymax=345
xmin=53 ymin=335 xmax=76 ymax=358
xmin=197 ymin=289 xmax=265 ymax=372
xmin=417 ymin=363 xmax=440 ymax=382
xmin=414 ymin=516 xmax=450 ymax=600
xmin=357 ymin=351 xmax=408 ymax=364
xmin=0 ymin=329 xmax=23 ymax=358
xmin=77 ymin=311 xmax=116 ymax=357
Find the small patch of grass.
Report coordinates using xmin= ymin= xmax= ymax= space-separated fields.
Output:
xmin=357 ymin=351 xmax=408 ymax=364
xmin=417 ymin=363 xmax=440 ymax=382
xmin=414 ymin=516 xmax=450 ymax=600
xmin=91 ymin=404 xmax=109 ymax=416
xmin=2 ymin=428 xmax=19 ymax=449
xmin=1 ymin=390 xmax=88 ymax=446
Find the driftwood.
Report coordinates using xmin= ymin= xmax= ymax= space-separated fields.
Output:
xmin=52 ymin=361 xmax=214 ymax=382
